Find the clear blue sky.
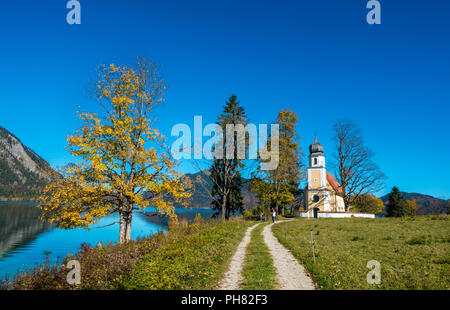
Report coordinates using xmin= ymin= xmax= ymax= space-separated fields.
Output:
xmin=0 ymin=0 xmax=449 ymax=199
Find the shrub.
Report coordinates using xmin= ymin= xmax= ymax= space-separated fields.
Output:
xmin=351 ymin=236 xmax=364 ymax=241
xmin=406 ymin=236 xmax=426 ymax=245
xmin=243 ymin=210 xmax=253 ymax=217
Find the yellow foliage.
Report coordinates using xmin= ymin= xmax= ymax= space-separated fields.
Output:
xmin=251 ymin=109 xmax=303 ymax=211
xmin=40 ymin=59 xmax=192 ymax=238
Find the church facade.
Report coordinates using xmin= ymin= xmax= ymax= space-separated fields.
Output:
xmin=298 ymin=137 xmax=346 ymax=218
xmin=296 ymin=137 xmax=375 ymax=218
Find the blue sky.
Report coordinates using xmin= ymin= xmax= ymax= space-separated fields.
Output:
xmin=0 ymin=0 xmax=449 ymax=199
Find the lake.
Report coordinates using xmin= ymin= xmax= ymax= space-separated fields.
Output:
xmin=0 ymin=202 xmax=216 ymax=280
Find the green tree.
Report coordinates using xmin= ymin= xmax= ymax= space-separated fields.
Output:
xmin=251 ymin=109 xmax=304 ymax=215
xmin=386 ymin=186 xmax=407 ymax=217
xmin=209 ymin=95 xmax=247 ymax=220
xmin=351 ymin=193 xmax=384 ymax=214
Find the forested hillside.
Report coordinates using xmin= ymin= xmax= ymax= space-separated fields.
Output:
xmin=380 ymin=192 xmax=449 ymax=215
xmin=0 ymin=126 xmax=53 ymax=200
xmin=184 ymin=170 xmax=258 ymax=210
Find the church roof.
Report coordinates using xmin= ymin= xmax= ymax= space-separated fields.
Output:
xmin=309 ymin=136 xmax=324 ymax=154
xmin=326 ymin=172 xmax=342 ymax=193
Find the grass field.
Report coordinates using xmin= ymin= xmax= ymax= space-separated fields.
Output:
xmin=242 ymin=223 xmax=278 ymax=290
xmin=6 ymin=218 xmax=253 ymax=290
xmin=6 ymin=215 xmax=448 ymax=290
xmin=123 ymin=218 xmax=253 ymax=289
xmin=272 ymin=216 xmax=449 ymax=290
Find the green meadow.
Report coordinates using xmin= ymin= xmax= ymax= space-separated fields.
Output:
xmin=272 ymin=216 xmax=450 ymax=290
xmin=4 ymin=216 xmax=449 ymax=290
xmin=6 ymin=218 xmax=253 ymax=290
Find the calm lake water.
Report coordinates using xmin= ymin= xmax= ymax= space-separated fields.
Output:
xmin=0 ymin=202 xmax=216 ymax=279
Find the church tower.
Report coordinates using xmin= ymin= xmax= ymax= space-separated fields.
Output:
xmin=307 ymin=136 xmax=326 ymax=191
xmin=301 ymin=137 xmax=345 ymax=218
xmin=305 ymin=136 xmax=332 ymax=217
xmin=297 ymin=137 xmax=359 ymax=218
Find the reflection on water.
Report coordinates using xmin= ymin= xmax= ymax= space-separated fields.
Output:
xmin=0 ymin=202 xmax=215 ymax=279
xmin=0 ymin=203 xmax=52 ymax=259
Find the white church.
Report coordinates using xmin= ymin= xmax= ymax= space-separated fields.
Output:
xmin=295 ymin=137 xmax=375 ymax=219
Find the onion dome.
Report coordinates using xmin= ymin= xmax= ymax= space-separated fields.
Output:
xmin=309 ymin=136 xmax=324 ymax=154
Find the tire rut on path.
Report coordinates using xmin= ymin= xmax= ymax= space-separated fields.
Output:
xmin=219 ymin=223 xmax=261 ymax=290
xmin=263 ymin=221 xmax=315 ymax=290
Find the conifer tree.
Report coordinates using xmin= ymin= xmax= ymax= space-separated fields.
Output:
xmin=209 ymin=95 xmax=247 ymax=220
xmin=386 ymin=186 xmax=407 ymax=217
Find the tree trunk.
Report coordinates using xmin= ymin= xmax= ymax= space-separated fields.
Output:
xmin=221 ymin=194 xmax=227 ymax=221
xmin=125 ymin=212 xmax=132 ymax=242
xmin=343 ymin=194 xmax=350 ymax=212
xmin=225 ymin=208 xmax=230 ymax=220
xmin=119 ymin=212 xmax=126 ymax=243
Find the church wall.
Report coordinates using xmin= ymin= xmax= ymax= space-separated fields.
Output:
xmin=317 ymin=212 xmax=375 ymax=219
xmin=335 ymin=195 xmax=345 ymax=211
xmin=305 ymin=138 xmax=353 ymax=216
xmin=293 ymin=211 xmax=375 ymax=218
xmin=329 ymin=191 xmax=336 ymax=211
xmin=309 ymin=170 xmax=321 ymax=190
xmin=307 ymin=190 xmax=325 ymax=211
xmin=307 ymin=186 xmax=346 ymax=213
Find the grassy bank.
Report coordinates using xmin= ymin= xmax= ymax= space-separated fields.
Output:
xmin=3 ymin=217 xmax=252 ymax=290
xmin=123 ymin=218 xmax=252 ymax=289
xmin=272 ymin=216 xmax=449 ymax=290
xmin=242 ymin=223 xmax=278 ymax=290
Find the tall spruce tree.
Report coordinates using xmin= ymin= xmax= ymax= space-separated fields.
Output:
xmin=210 ymin=95 xmax=247 ymax=220
xmin=386 ymin=186 xmax=407 ymax=217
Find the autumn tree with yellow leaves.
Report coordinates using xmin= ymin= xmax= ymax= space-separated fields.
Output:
xmin=350 ymin=193 xmax=384 ymax=214
xmin=40 ymin=59 xmax=192 ymax=243
xmin=251 ymin=109 xmax=304 ymax=215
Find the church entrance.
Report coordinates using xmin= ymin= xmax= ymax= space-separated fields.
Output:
xmin=313 ymin=207 xmax=319 ymax=218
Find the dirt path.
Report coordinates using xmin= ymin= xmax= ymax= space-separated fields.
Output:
xmin=263 ymin=221 xmax=315 ymax=290
xmin=219 ymin=223 xmax=261 ymax=290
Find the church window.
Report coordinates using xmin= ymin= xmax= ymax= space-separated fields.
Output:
xmin=314 ymin=158 xmax=318 ymax=165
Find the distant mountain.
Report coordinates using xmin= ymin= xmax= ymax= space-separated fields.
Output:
xmin=184 ymin=170 xmax=258 ymax=210
xmin=0 ymin=126 xmax=53 ymax=201
xmin=380 ymin=192 xmax=449 ymax=215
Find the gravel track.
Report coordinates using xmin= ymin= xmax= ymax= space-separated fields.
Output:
xmin=218 ymin=223 xmax=261 ymax=290
xmin=219 ymin=220 xmax=315 ymax=290
xmin=263 ymin=221 xmax=315 ymax=290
